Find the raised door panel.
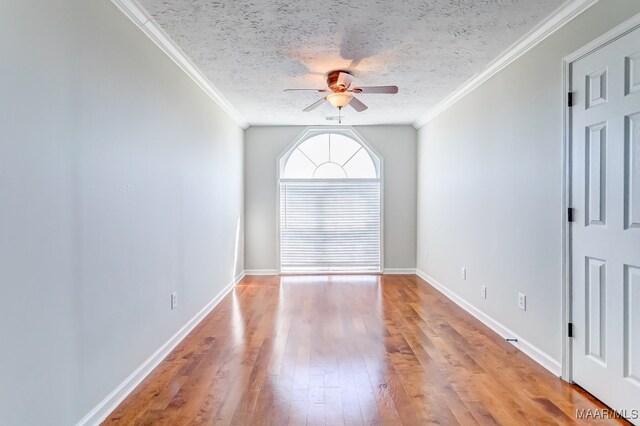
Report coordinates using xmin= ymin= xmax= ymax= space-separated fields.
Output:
xmin=586 ymin=123 xmax=607 ymax=226
xmin=625 ymin=265 xmax=640 ymax=386
xmin=586 ymin=68 xmax=608 ymax=109
xmin=625 ymin=52 xmax=640 ymax=95
xmin=626 ymin=113 xmax=640 ymax=229
xmin=586 ymin=257 xmax=607 ymax=364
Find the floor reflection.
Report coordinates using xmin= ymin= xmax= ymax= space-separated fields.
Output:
xmin=258 ymin=275 xmax=387 ymax=424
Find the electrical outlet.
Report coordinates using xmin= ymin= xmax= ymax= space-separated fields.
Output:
xmin=518 ymin=293 xmax=526 ymax=311
xmin=481 ymin=284 xmax=487 ymax=299
xmin=424 ymin=250 xmax=428 ymax=261
xmin=461 ymin=267 xmax=466 ymax=280
xmin=171 ymin=292 xmax=178 ymax=310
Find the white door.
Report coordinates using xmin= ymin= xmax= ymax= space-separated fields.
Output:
xmin=571 ymin=25 xmax=640 ymax=421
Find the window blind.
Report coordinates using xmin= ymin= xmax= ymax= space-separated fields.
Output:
xmin=280 ymin=180 xmax=381 ymax=273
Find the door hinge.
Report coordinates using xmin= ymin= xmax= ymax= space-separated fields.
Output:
xmin=567 ymin=207 xmax=575 ymax=223
xmin=568 ymin=322 xmax=574 ymax=338
xmin=568 ymin=92 xmax=575 ymax=107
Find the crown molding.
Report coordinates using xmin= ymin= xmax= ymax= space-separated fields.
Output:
xmin=109 ymin=0 xmax=250 ymax=129
xmin=413 ymin=0 xmax=599 ymax=129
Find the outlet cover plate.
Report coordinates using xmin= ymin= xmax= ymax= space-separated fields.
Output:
xmin=171 ymin=292 xmax=178 ymax=310
xmin=518 ymin=293 xmax=526 ymax=311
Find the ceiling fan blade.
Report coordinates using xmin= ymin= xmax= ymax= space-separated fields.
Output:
xmin=337 ymin=72 xmax=353 ymax=89
xmin=350 ymin=85 xmax=398 ymax=94
xmin=303 ymin=97 xmax=327 ymax=112
xmin=349 ymin=96 xmax=368 ymax=112
xmin=284 ymin=88 xmax=330 ymax=92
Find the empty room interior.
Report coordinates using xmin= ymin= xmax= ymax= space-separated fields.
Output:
xmin=3 ymin=0 xmax=640 ymax=424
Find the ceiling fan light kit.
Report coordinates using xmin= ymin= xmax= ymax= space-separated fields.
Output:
xmin=285 ymin=70 xmax=399 ymax=120
xmin=326 ymin=92 xmax=353 ymax=108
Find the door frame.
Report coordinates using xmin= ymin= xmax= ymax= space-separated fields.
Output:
xmin=561 ymin=12 xmax=640 ymax=382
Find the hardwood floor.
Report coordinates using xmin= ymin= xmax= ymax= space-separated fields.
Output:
xmin=105 ymin=275 xmax=622 ymax=425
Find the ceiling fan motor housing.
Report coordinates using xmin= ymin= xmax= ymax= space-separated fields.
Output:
xmin=327 ymin=70 xmax=353 ymax=92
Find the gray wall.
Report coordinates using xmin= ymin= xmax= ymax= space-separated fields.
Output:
xmin=417 ymin=0 xmax=640 ymax=363
xmin=0 ymin=1 xmax=244 ymax=424
xmin=245 ymin=125 xmax=417 ymax=271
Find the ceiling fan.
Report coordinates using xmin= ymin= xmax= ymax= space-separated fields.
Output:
xmin=284 ymin=70 xmax=398 ymax=120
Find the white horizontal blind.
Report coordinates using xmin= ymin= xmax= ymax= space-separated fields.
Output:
xmin=280 ymin=180 xmax=381 ymax=273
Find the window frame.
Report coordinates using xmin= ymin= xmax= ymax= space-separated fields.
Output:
xmin=276 ymin=126 xmax=384 ymax=274
xmin=279 ymin=128 xmax=382 ymax=180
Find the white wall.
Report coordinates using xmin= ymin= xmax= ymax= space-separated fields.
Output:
xmin=417 ymin=0 xmax=640 ymax=364
xmin=0 ymin=1 xmax=244 ymax=424
xmin=245 ymin=125 xmax=417 ymax=272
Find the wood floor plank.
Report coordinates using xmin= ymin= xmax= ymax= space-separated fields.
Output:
xmin=104 ymin=275 xmax=627 ymax=425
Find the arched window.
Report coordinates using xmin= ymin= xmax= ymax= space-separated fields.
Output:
xmin=279 ymin=129 xmax=382 ymax=273
xmin=282 ymin=133 xmax=378 ymax=179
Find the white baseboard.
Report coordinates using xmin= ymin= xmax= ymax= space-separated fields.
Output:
xmin=383 ymin=268 xmax=417 ymax=275
xmin=234 ymin=270 xmax=246 ymax=283
xmin=244 ymin=269 xmax=419 ymax=276
xmin=244 ymin=269 xmax=279 ymax=276
xmin=415 ymin=270 xmax=562 ymax=377
xmin=76 ymin=272 xmax=244 ymax=425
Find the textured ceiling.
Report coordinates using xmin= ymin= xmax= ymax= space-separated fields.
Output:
xmin=138 ymin=0 xmax=564 ymax=126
